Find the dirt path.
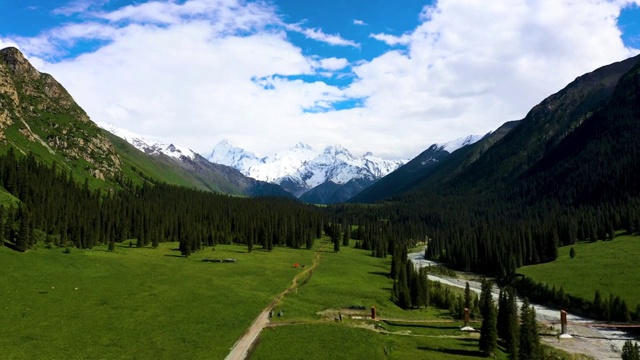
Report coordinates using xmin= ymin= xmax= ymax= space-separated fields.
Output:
xmin=224 ymin=250 xmax=322 ymax=360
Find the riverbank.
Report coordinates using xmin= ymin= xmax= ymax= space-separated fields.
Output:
xmin=408 ymin=248 xmax=636 ymax=359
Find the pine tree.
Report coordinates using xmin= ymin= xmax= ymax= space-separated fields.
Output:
xmin=518 ymin=298 xmax=540 ymax=360
xmin=478 ymin=278 xmax=497 ymax=356
xmin=464 ymin=281 xmax=472 ymax=310
xmin=15 ymin=208 xmax=30 ymax=252
xmin=342 ymin=225 xmax=350 ymax=247
xmin=622 ymin=340 xmax=640 ymax=360
xmin=332 ymin=223 xmax=341 ymax=253
xmin=497 ymin=289 xmax=508 ymax=340
xmin=505 ymin=287 xmax=520 ymax=359
xmin=108 ymin=240 xmax=115 ymax=252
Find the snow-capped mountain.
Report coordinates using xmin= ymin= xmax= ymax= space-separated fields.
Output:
xmin=436 ymin=134 xmax=485 ymax=153
xmin=97 ymin=123 xmax=294 ymax=198
xmin=202 ymin=139 xmax=263 ymax=171
xmin=98 ymin=122 xmax=196 ymax=160
xmin=205 ymin=141 xmax=405 ymax=197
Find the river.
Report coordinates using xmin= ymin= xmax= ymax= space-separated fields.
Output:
xmin=408 ymin=248 xmax=637 ymax=359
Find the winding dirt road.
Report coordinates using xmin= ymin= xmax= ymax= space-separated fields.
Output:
xmin=224 ymin=250 xmax=322 ymax=360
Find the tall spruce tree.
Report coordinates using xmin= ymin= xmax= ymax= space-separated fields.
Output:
xmin=479 ymin=278 xmax=497 ymax=356
xmin=464 ymin=282 xmax=472 ymax=310
xmin=497 ymin=289 xmax=508 ymax=340
xmin=505 ymin=287 xmax=520 ymax=359
xmin=518 ymin=298 xmax=540 ymax=360
xmin=622 ymin=340 xmax=640 ymax=360
xmin=342 ymin=224 xmax=350 ymax=247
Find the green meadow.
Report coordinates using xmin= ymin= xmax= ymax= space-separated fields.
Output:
xmin=1 ymin=237 xmax=579 ymax=360
xmin=255 ymin=239 xmax=510 ymax=360
xmin=0 ymin=242 xmax=313 ymax=359
xmin=519 ymin=234 xmax=640 ymax=309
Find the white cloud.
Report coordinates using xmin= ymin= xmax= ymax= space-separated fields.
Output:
xmin=4 ymin=0 xmax=640 ymax=160
xmin=346 ymin=0 xmax=640 ymax=156
xmin=316 ymin=57 xmax=349 ymax=71
xmin=353 ymin=19 xmax=367 ymax=26
xmin=52 ymin=0 xmax=96 ymax=15
xmin=369 ymin=32 xmax=411 ymax=46
xmin=286 ymin=23 xmax=359 ymax=47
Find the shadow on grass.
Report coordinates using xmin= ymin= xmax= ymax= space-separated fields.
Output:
xmin=385 ymin=322 xmax=461 ymax=330
xmin=368 ymin=271 xmax=390 ymax=278
xmin=164 ymin=254 xmax=185 ymax=258
xmin=226 ymin=249 xmax=248 ymax=254
xmin=417 ymin=344 xmax=483 ymax=358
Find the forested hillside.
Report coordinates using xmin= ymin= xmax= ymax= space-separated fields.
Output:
xmin=0 ymin=148 xmax=323 ymax=253
xmin=338 ymin=54 xmax=640 ymax=278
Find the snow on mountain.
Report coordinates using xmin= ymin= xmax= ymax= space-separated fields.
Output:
xmin=202 ymin=140 xmax=263 ymax=171
xmin=205 ymin=141 xmax=405 ymax=195
xmin=97 ymin=122 xmax=197 ymax=160
xmin=436 ymin=134 xmax=484 ymax=153
xmin=246 ymin=142 xmax=318 ymax=183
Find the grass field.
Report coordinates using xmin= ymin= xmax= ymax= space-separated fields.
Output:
xmin=2 ymin=236 xmax=576 ymax=359
xmin=270 ymin=238 xmax=449 ymax=322
xmin=253 ymin=239 xmax=510 ymax=359
xmin=519 ymin=234 xmax=640 ymax=309
xmin=0 ymin=242 xmax=313 ymax=359
xmin=251 ymin=323 xmax=500 ymax=360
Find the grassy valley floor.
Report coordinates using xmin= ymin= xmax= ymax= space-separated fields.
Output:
xmin=519 ymin=234 xmax=640 ymax=310
xmin=0 ymin=242 xmax=313 ymax=359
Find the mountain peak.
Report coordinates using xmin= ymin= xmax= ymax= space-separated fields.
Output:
xmin=0 ymin=47 xmax=39 ymax=80
xmin=216 ymin=139 xmax=234 ymax=147
xmin=437 ymin=134 xmax=484 ymax=153
xmin=323 ymin=144 xmax=352 ymax=157
xmin=294 ymin=142 xmax=313 ymax=150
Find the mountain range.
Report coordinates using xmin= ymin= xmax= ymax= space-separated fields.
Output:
xmin=204 ymin=140 xmax=405 ymax=198
xmin=4 ymin=44 xmax=640 ymax=214
xmin=364 ymin=55 xmax=640 ymax=209
xmin=205 ymin=135 xmax=482 ymax=202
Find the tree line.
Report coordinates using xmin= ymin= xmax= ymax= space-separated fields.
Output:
xmin=0 ymin=149 xmax=325 ymax=253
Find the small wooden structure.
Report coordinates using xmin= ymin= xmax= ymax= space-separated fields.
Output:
xmin=461 ymin=308 xmax=475 ymax=331
xmin=559 ymin=310 xmax=572 ymax=338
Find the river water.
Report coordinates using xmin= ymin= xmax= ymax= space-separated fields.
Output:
xmin=408 ymin=249 xmax=637 ymax=359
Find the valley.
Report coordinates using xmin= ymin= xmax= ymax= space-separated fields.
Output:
xmin=2 ymin=4 xmax=640 ymax=359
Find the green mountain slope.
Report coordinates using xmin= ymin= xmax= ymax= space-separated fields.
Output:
xmin=373 ymin=54 xmax=640 ymax=203
xmin=0 ymin=47 xmax=122 ymax=189
xmin=0 ymin=46 xmax=292 ymax=198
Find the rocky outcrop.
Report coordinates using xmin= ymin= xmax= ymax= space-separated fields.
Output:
xmin=0 ymin=47 xmax=121 ymax=179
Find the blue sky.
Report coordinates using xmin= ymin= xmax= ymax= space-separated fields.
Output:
xmin=1 ymin=0 xmax=640 ymax=159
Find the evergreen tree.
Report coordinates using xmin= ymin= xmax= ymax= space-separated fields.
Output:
xmin=247 ymin=235 xmax=253 ymax=253
xmin=108 ymin=240 xmax=115 ymax=252
xmin=15 ymin=208 xmax=30 ymax=252
xmin=478 ymin=278 xmax=497 ymax=356
xmin=332 ymin=223 xmax=341 ymax=253
xmin=342 ymin=224 xmax=350 ymax=247
xmin=518 ymin=298 xmax=540 ymax=360
xmin=622 ymin=340 xmax=640 ymax=360
xmin=464 ymin=281 xmax=472 ymax=310
xmin=505 ymin=287 xmax=520 ymax=359
xmin=497 ymin=289 xmax=508 ymax=340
